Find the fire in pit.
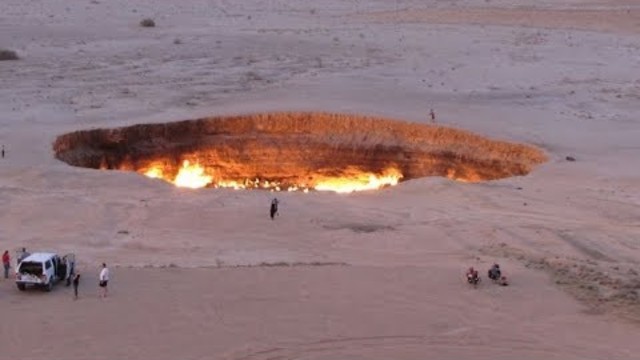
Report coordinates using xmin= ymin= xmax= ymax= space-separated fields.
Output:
xmin=141 ymin=160 xmax=402 ymax=193
xmin=53 ymin=112 xmax=546 ymax=193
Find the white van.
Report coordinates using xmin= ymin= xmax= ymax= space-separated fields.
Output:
xmin=15 ymin=252 xmax=75 ymax=291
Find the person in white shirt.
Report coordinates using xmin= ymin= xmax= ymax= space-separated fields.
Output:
xmin=99 ymin=263 xmax=109 ymax=298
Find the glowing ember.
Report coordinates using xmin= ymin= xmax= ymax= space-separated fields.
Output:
xmin=216 ymin=180 xmax=246 ymax=190
xmin=140 ymin=162 xmax=402 ymax=193
xmin=173 ymin=160 xmax=213 ymax=189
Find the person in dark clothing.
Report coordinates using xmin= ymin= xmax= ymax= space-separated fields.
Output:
xmin=270 ymin=198 xmax=279 ymax=220
xmin=17 ymin=247 xmax=30 ymax=265
xmin=72 ymin=274 xmax=80 ymax=299
xmin=59 ymin=261 xmax=67 ymax=282
xmin=488 ymin=264 xmax=501 ymax=282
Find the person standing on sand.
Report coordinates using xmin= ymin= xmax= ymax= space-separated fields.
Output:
xmin=270 ymin=198 xmax=279 ymax=220
xmin=73 ymin=273 xmax=80 ymax=299
xmin=99 ymin=263 xmax=109 ymax=298
xmin=429 ymin=109 xmax=436 ymax=123
xmin=2 ymin=250 xmax=10 ymax=279
xmin=17 ymin=247 xmax=30 ymax=265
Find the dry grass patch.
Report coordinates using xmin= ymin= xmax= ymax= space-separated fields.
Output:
xmin=482 ymin=243 xmax=640 ymax=323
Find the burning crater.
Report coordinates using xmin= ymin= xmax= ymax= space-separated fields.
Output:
xmin=53 ymin=112 xmax=546 ymax=193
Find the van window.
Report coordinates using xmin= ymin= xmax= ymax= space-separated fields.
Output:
xmin=19 ymin=261 xmax=43 ymax=275
xmin=45 ymin=261 xmax=52 ymax=270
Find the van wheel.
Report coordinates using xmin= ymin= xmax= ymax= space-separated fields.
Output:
xmin=17 ymin=283 xmax=26 ymax=291
xmin=44 ymin=282 xmax=53 ymax=292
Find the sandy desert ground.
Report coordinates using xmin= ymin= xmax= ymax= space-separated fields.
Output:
xmin=1 ymin=0 xmax=640 ymax=359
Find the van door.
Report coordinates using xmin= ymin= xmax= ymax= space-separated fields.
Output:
xmin=62 ymin=254 xmax=75 ymax=281
xmin=44 ymin=260 xmax=53 ymax=280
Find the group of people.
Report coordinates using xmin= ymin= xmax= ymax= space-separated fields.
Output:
xmin=70 ymin=262 xmax=108 ymax=299
xmin=1 ymin=247 xmax=109 ymax=300
xmin=68 ymin=262 xmax=108 ymax=299
xmin=466 ymin=264 xmax=509 ymax=286
xmin=56 ymin=264 xmax=108 ymax=300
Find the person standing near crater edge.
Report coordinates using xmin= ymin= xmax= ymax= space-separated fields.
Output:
xmin=270 ymin=198 xmax=279 ymax=220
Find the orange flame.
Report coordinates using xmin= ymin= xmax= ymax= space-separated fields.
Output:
xmin=140 ymin=162 xmax=402 ymax=193
xmin=314 ymin=168 xmax=403 ymax=193
xmin=173 ymin=160 xmax=213 ymax=188
xmin=143 ymin=160 xmax=212 ymax=189
xmin=143 ymin=167 xmax=164 ymax=179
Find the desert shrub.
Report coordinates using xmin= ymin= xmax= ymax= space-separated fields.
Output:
xmin=140 ymin=18 xmax=156 ymax=28
xmin=0 ymin=49 xmax=19 ymax=61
